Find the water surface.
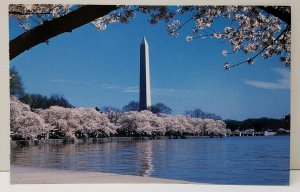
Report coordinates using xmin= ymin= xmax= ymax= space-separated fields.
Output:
xmin=11 ymin=136 xmax=290 ymax=185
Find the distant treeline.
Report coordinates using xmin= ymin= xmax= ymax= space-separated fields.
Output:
xmin=10 ymin=66 xmax=73 ymax=109
xmin=224 ymin=115 xmax=290 ymax=132
xmin=20 ymin=94 xmax=73 ymax=109
xmin=10 ymin=66 xmax=290 ymax=135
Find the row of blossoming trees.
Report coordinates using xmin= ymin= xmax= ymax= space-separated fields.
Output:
xmin=10 ymin=97 xmax=230 ymax=141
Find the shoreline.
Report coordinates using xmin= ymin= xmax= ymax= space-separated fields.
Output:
xmin=11 ymin=165 xmax=196 ymax=184
xmin=10 ymin=135 xmax=289 ymax=148
xmin=10 ymin=136 xmax=214 ymax=147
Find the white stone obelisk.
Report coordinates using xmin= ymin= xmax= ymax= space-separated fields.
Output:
xmin=139 ymin=37 xmax=151 ymax=110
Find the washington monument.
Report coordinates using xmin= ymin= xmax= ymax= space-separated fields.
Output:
xmin=139 ymin=37 xmax=151 ymax=110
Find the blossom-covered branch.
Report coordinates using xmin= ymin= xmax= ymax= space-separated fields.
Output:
xmin=9 ymin=5 xmax=118 ymax=60
xmin=174 ymin=6 xmax=291 ymax=68
xmin=9 ymin=5 xmax=291 ymax=68
xmin=224 ymin=24 xmax=291 ymax=70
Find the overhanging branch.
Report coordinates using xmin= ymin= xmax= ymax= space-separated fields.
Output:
xmin=258 ymin=6 xmax=291 ymax=25
xmin=9 ymin=5 xmax=118 ymax=60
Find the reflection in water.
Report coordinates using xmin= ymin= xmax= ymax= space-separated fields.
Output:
xmin=11 ymin=136 xmax=290 ymax=185
xmin=11 ymin=141 xmax=156 ymax=176
xmin=139 ymin=141 xmax=153 ymax=177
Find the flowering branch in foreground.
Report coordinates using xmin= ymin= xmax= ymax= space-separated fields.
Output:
xmin=9 ymin=5 xmax=290 ymax=68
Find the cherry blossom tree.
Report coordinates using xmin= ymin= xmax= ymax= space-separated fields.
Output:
xmin=186 ymin=117 xmax=206 ymax=135
xmin=10 ymin=97 xmax=47 ymax=140
xmin=74 ymin=108 xmax=117 ymax=137
xmin=9 ymin=5 xmax=290 ymax=68
xmin=134 ymin=113 xmax=155 ymax=135
xmin=10 ymin=98 xmax=230 ymax=140
xmin=117 ymin=111 xmax=164 ymax=136
xmin=147 ymin=113 xmax=166 ymax=135
xmin=162 ymin=115 xmax=192 ymax=135
xmin=162 ymin=115 xmax=184 ymax=135
xmin=173 ymin=115 xmax=195 ymax=134
xmin=116 ymin=111 xmax=138 ymax=136
xmin=36 ymin=106 xmax=116 ymax=141
xmin=102 ymin=106 xmax=123 ymax=125
xmin=204 ymin=119 xmax=227 ymax=136
xmin=107 ymin=110 xmax=228 ymax=137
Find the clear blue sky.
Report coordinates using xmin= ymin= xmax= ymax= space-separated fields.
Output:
xmin=9 ymin=8 xmax=290 ymax=120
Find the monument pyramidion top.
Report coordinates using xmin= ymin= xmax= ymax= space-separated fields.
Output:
xmin=141 ymin=36 xmax=148 ymax=45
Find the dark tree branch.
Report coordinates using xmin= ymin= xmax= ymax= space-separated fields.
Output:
xmin=9 ymin=11 xmax=53 ymax=15
xmin=9 ymin=5 xmax=291 ymax=61
xmin=9 ymin=5 xmax=118 ymax=60
xmin=257 ymin=6 xmax=291 ymax=25
xmin=229 ymin=25 xmax=290 ymax=69
xmin=175 ymin=16 xmax=194 ymax=32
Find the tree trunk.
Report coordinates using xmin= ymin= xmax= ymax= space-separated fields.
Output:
xmin=9 ymin=5 xmax=118 ymax=60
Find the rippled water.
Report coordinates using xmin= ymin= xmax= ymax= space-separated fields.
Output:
xmin=11 ymin=136 xmax=290 ymax=185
